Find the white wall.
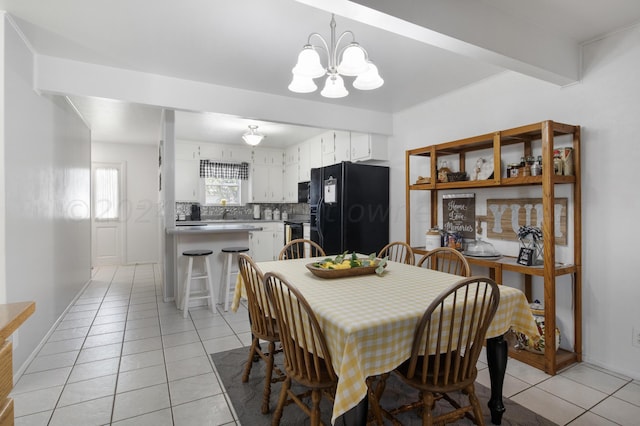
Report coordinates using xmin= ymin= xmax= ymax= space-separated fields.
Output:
xmin=391 ymin=24 xmax=640 ymax=379
xmin=92 ymin=142 xmax=160 ymax=264
xmin=1 ymin=15 xmax=91 ymax=371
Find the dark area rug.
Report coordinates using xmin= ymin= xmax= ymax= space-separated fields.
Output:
xmin=211 ymin=347 xmax=557 ymax=425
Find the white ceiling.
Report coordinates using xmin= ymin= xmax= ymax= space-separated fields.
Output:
xmin=1 ymin=0 xmax=640 ymax=147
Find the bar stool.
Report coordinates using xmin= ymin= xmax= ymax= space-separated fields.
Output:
xmin=219 ymin=246 xmax=250 ymax=311
xmin=182 ymin=249 xmax=215 ymax=319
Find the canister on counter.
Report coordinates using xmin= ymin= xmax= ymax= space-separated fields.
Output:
xmin=425 ymin=229 xmax=441 ymax=251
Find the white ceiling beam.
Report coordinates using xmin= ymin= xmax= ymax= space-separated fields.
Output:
xmin=34 ymin=54 xmax=393 ymax=136
xmin=295 ymin=0 xmax=580 ymax=86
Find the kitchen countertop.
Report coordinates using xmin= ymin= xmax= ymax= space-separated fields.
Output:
xmin=167 ymin=222 xmax=264 ymax=235
xmin=174 ymin=217 xmax=309 ymax=227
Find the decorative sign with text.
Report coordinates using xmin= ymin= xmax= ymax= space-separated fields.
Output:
xmin=481 ymin=198 xmax=568 ymax=246
xmin=517 ymin=247 xmax=536 ymax=266
xmin=442 ymin=194 xmax=475 ymax=239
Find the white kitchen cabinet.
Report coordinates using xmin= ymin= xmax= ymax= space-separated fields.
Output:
xmin=252 ymin=148 xmax=284 ymax=166
xmin=175 ymin=159 xmax=200 ymax=201
xmin=248 ymin=222 xmax=283 ymax=261
xmin=321 ymin=131 xmax=351 ymax=166
xmin=283 ymin=163 xmax=298 ymax=202
xmin=198 ymin=143 xmax=223 ymax=160
xmin=285 ymin=145 xmax=298 ymax=165
xmin=334 ymin=131 xmax=351 ymax=163
xmin=298 ymin=138 xmax=322 ymax=182
xmin=269 ymin=165 xmax=284 ymax=202
xmin=320 ymin=130 xmax=335 ymax=154
xmin=298 ymin=141 xmax=310 ymax=182
xmin=350 ymin=133 xmax=388 ymax=162
xmin=251 ymin=164 xmax=284 ymax=202
xmin=199 ymin=143 xmax=252 ymax=163
xmin=273 ymin=223 xmax=285 ymax=257
xmin=308 ymin=137 xmax=323 ymax=170
xmin=176 ymin=141 xmax=200 ymax=160
xmin=249 ymin=228 xmax=274 ymax=262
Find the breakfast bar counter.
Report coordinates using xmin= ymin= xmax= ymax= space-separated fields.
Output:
xmin=164 ymin=223 xmax=262 ymax=308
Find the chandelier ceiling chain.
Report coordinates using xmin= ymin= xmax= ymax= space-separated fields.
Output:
xmin=288 ymin=14 xmax=383 ymax=98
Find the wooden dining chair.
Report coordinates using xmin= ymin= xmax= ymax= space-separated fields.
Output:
xmin=278 ymin=238 xmax=326 ymax=260
xmin=378 ymin=241 xmax=415 ymax=265
xmin=237 ymin=253 xmax=284 ymax=414
xmin=417 ymin=247 xmax=471 ymax=276
xmin=369 ymin=276 xmax=500 ymax=426
xmin=264 ymin=272 xmax=338 ymax=426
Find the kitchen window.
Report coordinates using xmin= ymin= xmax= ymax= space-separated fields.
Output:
xmin=203 ymin=177 xmax=241 ymax=205
xmin=200 ymin=160 xmax=249 ymax=205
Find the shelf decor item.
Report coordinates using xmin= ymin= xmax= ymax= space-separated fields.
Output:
xmin=517 ymin=226 xmax=543 ymax=265
xmin=512 ymin=300 xmax=561 ymax=354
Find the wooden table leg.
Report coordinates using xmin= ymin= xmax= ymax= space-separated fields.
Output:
xmin=486 ymin=334 xmax=507 ymax=425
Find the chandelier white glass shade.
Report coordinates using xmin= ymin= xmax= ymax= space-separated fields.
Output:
xmin=288 ymin=14 xmax=383 ymax=98
xmin=242 ymin=125 xmax=264 ymax=146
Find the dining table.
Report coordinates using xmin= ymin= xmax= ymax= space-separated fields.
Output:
xmin=232 ymin=257 xmax=540 ymax=425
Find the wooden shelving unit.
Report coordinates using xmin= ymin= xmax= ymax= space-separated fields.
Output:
xmin=405 ymin=120 xmax=581 ymax=375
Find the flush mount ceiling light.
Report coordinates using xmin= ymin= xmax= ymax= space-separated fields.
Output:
xmin=288 ymin=14 xmax=383 ymax=99
xmin=242 ymin=125 xmax=264 ymax=146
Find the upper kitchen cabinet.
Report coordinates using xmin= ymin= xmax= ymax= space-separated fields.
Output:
xmin=251 ymin=163 xmax=284 ymax=203
xmin=350 ymin=133 xmax=388 ymax=162
xmin=321 ymin=130 xmax=350 ymax=166
xmin=251 ymin=148 xmax=285 ymax=202
xmin=298 ymin=138 xmax=322 ymax=182
xmin=199 ymin=143 xmax=252 ymax=163
xmin=283 ymin=162 xmax=298 ymax=202
xmin=334 ymin=131 xmax=351 ymax=163
xmin=175 ymin=141 xmax=201 ymax=160
xmin=252 ymin=148 xmax=284 ymax=166
xmin=175 ymin=159 xmax=200 ymax=201
xmin=285 ymin=145 xmax=299 ymax=165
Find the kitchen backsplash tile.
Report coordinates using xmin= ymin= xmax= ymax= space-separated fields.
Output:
xmin=175 ymin=202 xmax=309 ymax=220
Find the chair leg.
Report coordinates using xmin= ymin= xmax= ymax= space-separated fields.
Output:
xmin=422 ymin=392 xmax=435 ymax=426
xmin=272 ymin=377 xmax=290 ymax=426
xmin=310 ymin=389 xmax=322 ymax=426
xmin=366 ymin=375 xmax=387 ymax=426
xmin=242 ymin=336 xmax=259 ymax=383
xmin=466 ymin=384 xmax=485 ymax=426
xmin=261 ymin=341 xmax=276 ymax=414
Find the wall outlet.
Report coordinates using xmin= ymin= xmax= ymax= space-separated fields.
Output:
xmin=633 ymin=327 xmax=640 ymax=348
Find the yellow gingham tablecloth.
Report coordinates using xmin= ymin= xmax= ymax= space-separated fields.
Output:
xmin=233 ymin=258 xmax=539 ymax=425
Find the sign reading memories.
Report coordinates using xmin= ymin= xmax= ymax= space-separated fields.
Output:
xmin=442 ymin=193 xmax=475 ymax=239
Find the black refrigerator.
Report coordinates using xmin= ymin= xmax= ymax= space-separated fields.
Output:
xmin=309 ymin=162 xmax=389 ymax=256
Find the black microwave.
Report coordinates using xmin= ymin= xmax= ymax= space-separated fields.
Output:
xmin=297 ymin=181 xmax=310 ymax=203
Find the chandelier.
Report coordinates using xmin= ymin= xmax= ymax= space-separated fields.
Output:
xmin=288 ymin=14 xmax=383 ymax=98
xmin=242 ymin=125 xmax=264 ymax=146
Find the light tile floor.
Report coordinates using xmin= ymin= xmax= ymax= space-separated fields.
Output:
xmin=10 ymin=264 xmax=640 ymax=425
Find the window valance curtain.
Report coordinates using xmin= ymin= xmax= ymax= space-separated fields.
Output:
xmin=199 ymin=160 xmax=249 ymax=180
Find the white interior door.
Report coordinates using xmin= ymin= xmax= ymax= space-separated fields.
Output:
xmin=92 ymin=162 xmax=126 ymax=266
